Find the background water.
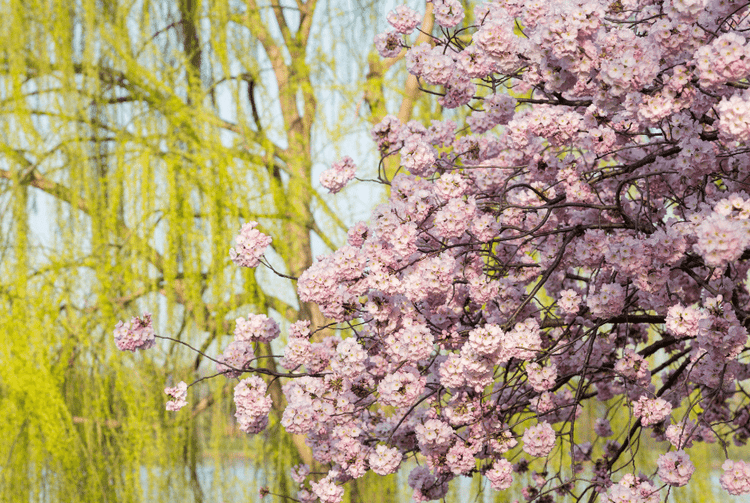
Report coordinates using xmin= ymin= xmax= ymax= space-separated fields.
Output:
xmin=130 ymin=455 xmax=750 ymax=503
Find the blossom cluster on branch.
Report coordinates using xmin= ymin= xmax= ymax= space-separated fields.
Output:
xmin=118 ymin=0 xmax=750 ymax=501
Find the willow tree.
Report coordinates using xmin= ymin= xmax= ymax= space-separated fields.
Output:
xmin=0 ymin=0 xmax=433 ymax=501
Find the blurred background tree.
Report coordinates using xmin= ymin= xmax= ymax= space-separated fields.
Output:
xmin=0 ymin=0 xmax=437 ymax=501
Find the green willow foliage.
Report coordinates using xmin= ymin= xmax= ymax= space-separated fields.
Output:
xmin=0 ymin=0 xmax=418 ymax=501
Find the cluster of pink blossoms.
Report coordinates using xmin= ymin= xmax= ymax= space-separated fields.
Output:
xmin=485 ymin=458 xmax=513 ymax=491
xmin=368 ymin=445 xmax=402 ymax=476
xmin=386 ymin=5 xmax=420 ymax=34
xmin=521 ymin=422 xmax=556 ymax=458
xmin=694 ymin=33 xmax=750 ymax=87
xmin=215 ymin=340 xmax=254 ymax=377
xmin=633 ymin=396 xmax=673 ymax=426
xmin=721 ymin=460 xmax=750 ymax=495
xmin=605 ymin=474 xmax=660 ymax=503
xmin=229 ymin=221 xmax=272 ymax=268
xmin=120 ymin=0 xmax=750 ymax=500
xmin=233 ymin=376 xmax=272 ymax=434
xmin=309 ymin=471 xmax=344 ymax=503
xmin=164 ymin=381 xmax=188 ymax=412
xmin=113 ymin=312 xmax=154 ymax=352
xmin=234 ymin=313 xmax=279 ymax=343
xmin=665 ymin=420 xmax=702 ymax=449
xmin=692 ymin=193 xmax=750 ymax=267
xmin=319 ymin=156 xmax=356 ymax=194
xmin=656 ymin=450 xmax=695 ymax=487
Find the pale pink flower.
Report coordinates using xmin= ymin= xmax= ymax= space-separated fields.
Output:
xmin=165 ymin=381 xmax=188 ymax=412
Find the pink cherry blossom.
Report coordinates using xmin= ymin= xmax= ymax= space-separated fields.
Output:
xmin=522 ymin=422 xmax=556 ymax=457
xmin=229 ymin=221 xmax=272 ymax=268
xmin=386 ymin=5 xmax=421 ymax=34
xmin=633 ymin=396 xmax=672 ymax=426
xmin=485 ymin=458 xmax=513 ymax=491
xmin=216 ymin=340 xmax=254 ymax=378
xmin=310 ymin=472 xmax=344 ymax=503
xmin=377 ymin=368 xmax=425 ymax=408
xmin=234 ymin=313 xmax=280 ymax=343
xmin=657 ymin=450 xmax=695 ymax=487
xmin=433 ymin=0 xmax=464 ymax=28
xmin=165 ymin=381 xmax=188 ymax=412
xmin=720 ymin=459 xmax=750 ymax=495
xmin=374 ymin=31 xmax=402 ymax=58
xmin=320 ymin=156 xmax=356 ymax=193
xmin=290 ymin=464 xmax=309 ymax=485
xmin=369 ymin=445 xmax=402 ymax=475
xmin=114 ymin=312 xmax=155 ymax=352
xmin=526 ymin=362 xmax=557 ymax=392
xmin=234 ymin=376 xmax=273 ymax=434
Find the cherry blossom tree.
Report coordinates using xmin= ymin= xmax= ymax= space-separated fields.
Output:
xmin=120 ymin=0 xmax=750 ymax=501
